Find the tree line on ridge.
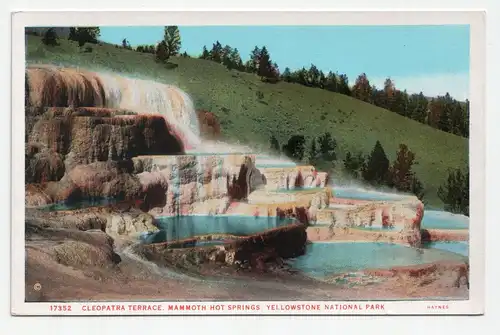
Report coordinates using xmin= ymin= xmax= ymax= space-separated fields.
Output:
xmin=271 ymin=133 xmax=469 ymax=216
xmin=34 ymin=26 xmax=470 ymax=215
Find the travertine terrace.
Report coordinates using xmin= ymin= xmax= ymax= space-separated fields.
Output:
xmin=24 ymin=65 xmax=468 ymax=302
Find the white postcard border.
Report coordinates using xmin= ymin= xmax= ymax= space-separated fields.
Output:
xmin=10 ymin=10 xmax=486 ymax=316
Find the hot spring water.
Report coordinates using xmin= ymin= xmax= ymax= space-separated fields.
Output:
xmin=421 ymin=210 xmax=469 ymax=230
xmin=332 ymin=186 xmax=404 ymax=201
xmin=287 ymin=242 xmax=467 ymax=278
xmin=141 ymin=215 xmax=297 ymax=245
xmin=27 ymin=66 xmax=470 ymax=278
xmin=331 ymin=187 xmax=470 ymax=230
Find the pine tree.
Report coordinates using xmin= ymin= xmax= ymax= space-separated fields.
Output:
xmin=446 ymin=98 xmax=469 ymax=138
xmin=343 ymin=152 xmax=357 ymax=178
xmin=282 ymin=135 xmax=306 ymax=161
xmin=307 ymin=64 xmax=321 ymax=87
xmin=387 ymin=143 xmax=417 ymax=192
xmin=408 ymin=92 xmax=428 ymax=123
xmin=307 ymin=137 xmax=319 ymax=165
xmin=210 ymin=41 xmax=223 ymax=63
xmin=318 ymin=71 xmax=327 ymax=89
xmin=248 ymin=46 xmax=261 ymax=73
xmin=200 ymin=45 xmax=210 ymax=59
xmin=86 ymin=27 xmax=101 ymax=43
xmin=257 ymin=46 xmax=272 ymax=78
xmin=344 ymin=151 xmax=366 ymax=179
xmin=229 ymin=48 xmax=243 ymax=71
xmin=352 ymin=73 xmax=373 ymax=103
xmin=244 ymin=60 xmax=253 ymax=73
xmin=282 ymin=67 xmax=292 ymax=82
xmin=269 ymin=135 xmax=280 ymax=153
xmin=164 ymin=26 xmax=181 ymax=56
xmin=428 ymin=98 xmax=442 ymax=128
xmin=68 ymin=27 xmax=78 ymax=41
xmin=295 ymin=68 xmax=308 ymax=86
xmin=438 ymin=168 xmax=469 ymax=216
xmin=155 ymin=40 xmax=170 ymax=63
xmin=392 ymin=90 xmax=409 ymax=116
xmin=270 ymin=62 xmax=280 ymax=80
xmin=122 ymin=38 xmax=131 ymax=49
xmin=372 ymin=88 xmax=385 ymax=108
xmin=338 ymin=74 xmax=351 ymax=96
xmin=324 ymin=72 xmax=338 ymax=92
xmin=383 ymin=78 xmax=396 ymax=110
xmin=317 ymin=132 xmax=337 ymax=161
xmin=362 ymin=140 xmax=390 ymax=185
xmin=438 ymin=93 xmax=453 ymax=132
xmin=221 ymin=45 xmax=233 ymax=68
xmin=41 ymin=28 xmax=59 ymax=46
xmin=463 ymin=99 xmax=470 ymax=138
xmin=71 ymin=27 xmax=100 ymax=47
xmin=410 ymin=176 xmax=425 ymax=200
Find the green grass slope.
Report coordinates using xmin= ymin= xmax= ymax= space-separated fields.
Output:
xmin=25 ymin=35 xmax=469 ymax=207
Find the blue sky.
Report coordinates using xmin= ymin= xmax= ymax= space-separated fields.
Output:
xmin=99 ymin=25 xmax=470 ymax=100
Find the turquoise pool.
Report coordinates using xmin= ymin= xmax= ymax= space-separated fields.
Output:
xmin=287 ymin=242 xmax=466 ymax=278
xmin=141 ymin=215 xmax=297 ymax=244
xmin=421 ymin=210 xmax=469 ymax=230
xmin=37 ymin=197 xmax=119 ymax=211
xmin=275 ymin=187 xmax=325 ymax=193
xmin=423 ymin=241 xmax=469 ymax=257
xmin=147 ymin=239 xmax=232 ymax=248
xmin=332 ymin=188 xmax=403 ymax=201
xmin=255 ymin=163 xmax=297 ymax=168
xmin=345 ymin=209 xmax=469 ymax=233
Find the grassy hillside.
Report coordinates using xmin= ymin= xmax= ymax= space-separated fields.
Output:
xmin=25 ymin=35 xmax=469 ymax=207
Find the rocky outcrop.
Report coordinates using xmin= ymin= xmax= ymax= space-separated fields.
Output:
xmin=24 ymin=104 xmax=188 ymax=205
xmin=105 ymin=209 xmax=159 ymax=239
xmin=316 ymin=197 xmax=424 ymax=246
xmin=420 ymin=229 xmax=469 ymax=242
xmin=228 ymin=156 xmax=266 ymax=200
xmin=258 ymin=165 xmax=329 ymax=191
xmin=26 ymin=204 xmax=158 ymax=240
xmin=66 ymin=161 xmax=143 ymax=199
xmin=27 ymin=107 xmax=184 ymax=174
xmin=25 ymin=222 xmax=122 ymax=283
xmin=133 ymin=222 xmax=307 ymax=272
xmin=26 ymin=207 xmax=108 ymax=231
xmin=132 ymin=154 xmax=266 ymax=215
xmin=235 ymin=187 xmax=330 ymax=225
xmin=232 ymin=223 xmax=307 ymax=263
xmin=25 ymin=66 xmax=107 ymax=108
xmin=25 ymin=144 xmax=65 ymax=183
xmin=25 ymin=161 xmax=144 ymax=207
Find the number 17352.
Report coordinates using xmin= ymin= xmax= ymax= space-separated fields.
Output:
xmin=49 ymin=305 xmax=72 ymax=312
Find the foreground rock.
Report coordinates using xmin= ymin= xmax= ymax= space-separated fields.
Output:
xmin=316 ymin=196 xmax=424 ymax=246
xmin=25 ymin=204 xmax=159 ymax=240
xmin=25 ymin=161 xmax=144 ymax=207
xmin=133 ymin=223 xmax=307 ymax=273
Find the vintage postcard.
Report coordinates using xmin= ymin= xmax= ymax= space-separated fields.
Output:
xmin=11 ymin=11 xmax=485 ymax=315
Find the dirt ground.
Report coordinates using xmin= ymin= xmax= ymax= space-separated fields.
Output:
xmin=24 ymin=224 xmax=469 ymax=302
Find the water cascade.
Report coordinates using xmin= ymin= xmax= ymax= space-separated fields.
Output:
xmin=25 ymin=64 xmax=469 ymax=281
